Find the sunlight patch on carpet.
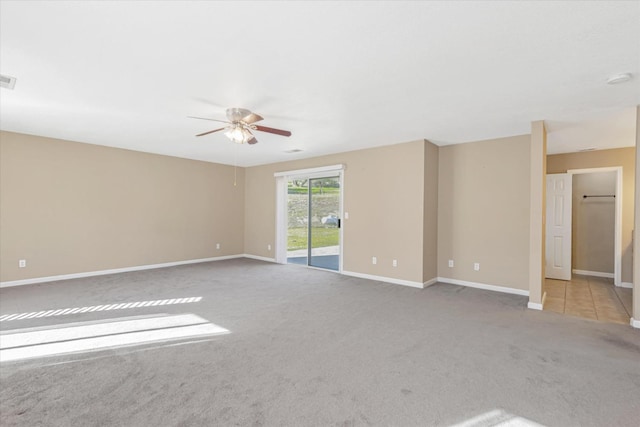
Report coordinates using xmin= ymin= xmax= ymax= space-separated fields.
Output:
xmin=0 ymin=297 xmax=203 ymax=322
xmin=450 ymin=409 xmax=545 ymax=427
xmin=0 ymin=313 xmax=228 ymax=362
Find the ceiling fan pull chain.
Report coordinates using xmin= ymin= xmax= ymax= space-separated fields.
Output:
xmin=233 ymin=143 xmax=238 ymax=187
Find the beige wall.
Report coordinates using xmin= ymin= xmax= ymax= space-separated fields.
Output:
xmin=547 ymin=147 xmax=635 ymax=283
xmin=0 ymin=131 xmax=245 ymax=282
xmin=423 ymin=140 xmax=438 ymax=282
xmin=438 ymin=134 xmax=531 ymax=291
xmin=572 ymin=172 xmax=616 ymax=274
xmin=245 ymin=141 xmax=428 ymax=284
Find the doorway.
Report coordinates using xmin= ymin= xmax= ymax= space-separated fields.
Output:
xmin=544 ymin=167 xmax=629 ymax=324
xmin=568 ymin=167 xmax=622 ymax=285
xmin=545 ymin=167 xmax=622 ymax=285
xmin=274 ymin=165 xmax=344 ymax=272
xmin=571 ymin=169 xmax=618 ymax=279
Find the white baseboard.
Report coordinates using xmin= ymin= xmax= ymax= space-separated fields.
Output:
xmin=572 ymin=269 xmax=614 ymax=279
xmin=424 ymin=277 xmax=438 ymax=288
xmin=619 ymin=282 xmax=633 ymax=289
xmin=342 ymin=270 xmax=424 ymax=289
xmin=242 ymin=254 xmax=277 ymax=263
xmin=631 ymin=318 xmax=640 ymax=329
xmin=437 ymin=277 xmax=530 ymax=296
xmin=528 ymin=301 xmax=543 ymax=310
xmin=527 ymin=291 xmax=546 ymax=311
xmin=0 ymin=255 xmax=244 ymax=288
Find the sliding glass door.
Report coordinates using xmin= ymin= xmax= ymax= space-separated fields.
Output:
xmin=286 ymin=176 xmax=340 ymax=271
xmin=309 ymin=177 xmax=340 ymax=270
xmin=287 ymin=178 xmax=309 ymax=266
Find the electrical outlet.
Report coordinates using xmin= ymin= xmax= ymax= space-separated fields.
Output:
xmin=474 ymin=263 xmax=480 ymax=271
xmin=448 ymin=259 xmax=454 ymax=268
xmin=372 ymin=256 xmax=377 ymax=265
xmin=392 ymin=259 xmax=398 ymax=267
xmin=268 ymin=244 xmax=272 ymax=251
xmin=19 ymin=259 xmax=26 ymax=268
xmin=216 ymin=243 xmax=220 ymax=250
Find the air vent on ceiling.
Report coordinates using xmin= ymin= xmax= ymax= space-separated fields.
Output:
xmin=579 ymin=147 xmax=597 ymax=152
xmin=0 ymin=74 xmax=17 ymax=90
xmin=284 ymin=149 xmax=303 ymax=153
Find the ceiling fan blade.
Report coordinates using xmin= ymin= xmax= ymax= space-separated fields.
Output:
xmin=188 ymin=116 xmax=230 ymax=124
xmin=254 ymin=125 xmax=292 ymax=137
xmin=242 ymin=113 xmax=264 ymax=124
xmin=196 ymin=127 xmax=225 ymax=137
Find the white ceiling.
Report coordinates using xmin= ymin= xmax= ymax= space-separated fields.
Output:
xmin=1 ymin=1 xmax=638 ymax=167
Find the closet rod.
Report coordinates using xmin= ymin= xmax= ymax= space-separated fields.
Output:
xmin=582 ymin=194 xmax=615 ymax=198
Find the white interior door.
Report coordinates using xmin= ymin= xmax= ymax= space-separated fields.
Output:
xmin=546 ymin=173 xmax=572 ymax=280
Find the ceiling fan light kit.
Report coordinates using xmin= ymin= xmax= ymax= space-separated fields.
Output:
xmin=189 ymin=108 xmax=291 ymax=145
xmin=224 ymin=124 xmax=254 ymax=144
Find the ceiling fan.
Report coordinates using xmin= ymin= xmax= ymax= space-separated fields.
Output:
xmin=188 ymin=108 xmax=292 ymax=145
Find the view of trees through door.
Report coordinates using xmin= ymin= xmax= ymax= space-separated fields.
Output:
xmin=286 ymin=176 xmax=340 ymax=271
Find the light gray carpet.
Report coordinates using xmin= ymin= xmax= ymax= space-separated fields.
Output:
xmin=1 ymin=258 xmax=639 ymax=426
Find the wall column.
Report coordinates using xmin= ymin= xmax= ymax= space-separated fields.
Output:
xmin=528 ymin=121 xmax=547 ymax=309
xmin=632 ymin=106 xmax=640 ymax=328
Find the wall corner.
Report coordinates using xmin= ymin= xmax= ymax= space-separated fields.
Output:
xmin=423 ymin=139 xmax=439 ymax=282
xmin=633 ymin=106 xmax=640 ymax=322
xmin=529 ymin=121 xmax=547 ymax=307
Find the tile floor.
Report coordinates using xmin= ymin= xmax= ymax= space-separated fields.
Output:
xmin=543 ymin=275 xmax=632 ymax=325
